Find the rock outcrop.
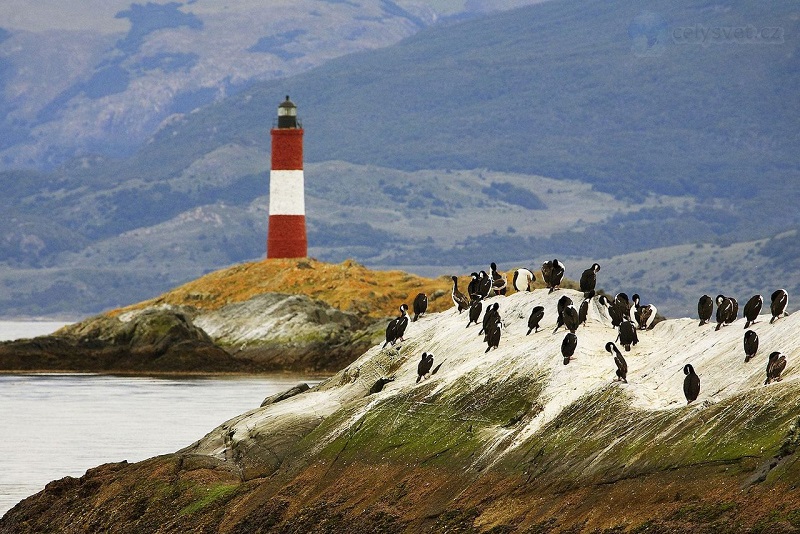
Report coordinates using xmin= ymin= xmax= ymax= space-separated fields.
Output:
xmin=0 ymin=259 xmax=456 ymax=374
xmin=0 ymin=308 xmax=239 ymax=373
xmin=4 ymin=289 xmax=800 ymax=532
xmin=0 ymin=293 xmax=381 ymax=373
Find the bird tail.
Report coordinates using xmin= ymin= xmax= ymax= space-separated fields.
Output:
xmin=416 ymin=375 xmax=421 ymax=384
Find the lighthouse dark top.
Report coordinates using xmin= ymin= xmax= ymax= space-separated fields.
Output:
xmin=267 ymin=96 xmax=307 ymax=258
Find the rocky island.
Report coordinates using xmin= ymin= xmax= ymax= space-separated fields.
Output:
xmin=2 ymin=273 xmax=799 ymax=532
xmin=0 ymin=259 xmax=453 ymax=374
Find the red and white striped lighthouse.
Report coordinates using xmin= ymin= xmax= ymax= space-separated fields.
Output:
xmin=267 ymin=95 xmax=307 ymax=258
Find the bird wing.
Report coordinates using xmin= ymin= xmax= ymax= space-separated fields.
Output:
xmin=615 ymin=355 xmax=627 ymax=374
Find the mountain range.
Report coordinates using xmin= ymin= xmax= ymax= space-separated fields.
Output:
xmin=0 ymin=0 xmax=798 ymax=318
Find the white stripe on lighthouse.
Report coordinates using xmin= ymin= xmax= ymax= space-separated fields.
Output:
xmin=269 ymin=169 xmax=305 ymax=215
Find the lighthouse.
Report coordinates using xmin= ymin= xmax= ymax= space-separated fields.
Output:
xmin=267 ymin=95 xmax=307 ymax=258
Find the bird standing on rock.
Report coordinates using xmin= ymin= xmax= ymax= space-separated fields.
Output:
xmin=771 ymin=289 xmax=789 ymax=324
xmin=561 ymin=333 xmax=577 ymax=365
xmin=605 ymin=342 xmax=627 ymax=383
xmin=412 ymin=293 xmax=428 ymax=322
xmin=607 ymin=293 xmax=630 ymax=328
xmin=578 ymin=295 xmax=592 ymax=327
xmin=542 ymin=259 xmax=565 ymax=293
xmin=580 ymin=263 xmax=600 ymax=299
xmin=480 ymin=302 xmax=500 ymax=337
xmin=467 ymin=298 xmax=483 ymax=328
xmin=527 ymin=305 xmax=545 ymax=335
xmin=617 ymin=317 xmax=639 ymax=351
xmin=765 ymin=352 xmax=787 ymax=385
xmin=467 ymin=272 xmax=480 ymax=300
xmin=382 ymin=304 xmax=409 ymax=347
xmin=698 ymin=294 xmax=713 ymax=326
xmin=490 ymin=262 xmax=507 ymax=296
xmin=636 ymin=303 xmax=658 ymax=330
xmin=451 ymin=276 xmax=470 ymax=314
xmin=484 ymin=316 xmax=502 ymax=353
xmin=553 ymin=295 xmax=573 ymax=333
xmin=513 ymin=268 xmax=535 ymax=292
xmin=396 ymin=304 xmax=409 ymax=341
xmin=715 ymin=295 xmax=733 ymax=331
xmin=416 ymin=352 xmax=434 ymax=383
xmin=743 ymin=295 xmax=762 ymax=329
xmin=683 ymin=364 xmax=700 ymax=404
xmin=743 ymin=330 xmax=759 ymax=363
xmin=477 ymin=271 xmax=492 ymax=299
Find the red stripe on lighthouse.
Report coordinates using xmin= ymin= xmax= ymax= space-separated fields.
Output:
xmin=271 ymin=129 xmax=303 ymax=170
xmin=268 ymin=215 xmax=307 ymax=258
xmin=268 ymin=126 xmax=307 ymax=259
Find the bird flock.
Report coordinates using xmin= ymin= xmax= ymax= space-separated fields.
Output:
xmin=377 ymin=260 xmax=792 ymax=404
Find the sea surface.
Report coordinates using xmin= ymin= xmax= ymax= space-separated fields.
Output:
xmin=0 ymin=372 xmax=324 ymax=517
xmin=0 ymin=320 xmax=73 ymax=341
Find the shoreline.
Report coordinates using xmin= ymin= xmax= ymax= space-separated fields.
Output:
xmin=0 ymin=369 xmax=333 ymax=380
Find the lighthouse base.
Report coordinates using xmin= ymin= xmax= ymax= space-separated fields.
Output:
xmin=267 ymin=215 xmax=308 ymax=258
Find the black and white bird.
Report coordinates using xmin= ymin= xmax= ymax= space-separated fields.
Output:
xmin=490 ymin=262 xmax=507 ymax=296
xmin=553 ymin=295 xmax=574 ymax=333
xmin=743 ymin=294 xmax=762 ymax=329
xmin=451 ymin=276 xmax=470 ymax=314
xmin=484 ymin=316 xmax=502 ymax=353
xmin=395 ymin=304 xmax=409 ymax=341
xmin=698 ymin=294 xmax=714 ymax=326
xmin=527 ymin=305 xmax=545 ymax=335
xmin=683 ymin=364 xmax=700 ymax=404
xmin=561 ymin=332 xmax=578 ymax=365
xmin=743 ymin=329 xmax=759 ymax=363
xmin=605 ymin=342 xmax=627 ymax=383
xmin=727 ymin=296 xmax=739 ymax=326
xmin=416 ymin=352 xmax=434 ymax=383
xmin=383 ymin=317 xmax=399 ymax=348
xmin=630 ymin=293 xmax=642 ymax=319
xmin=579 ymin=263 xmax=600 ymax=299
xmin=541 ymin=259 xmax=565 ymax=293
xmin=611 ymin=293 xmax=631 ymax=328
xmin=578 ymin=296 xmax=591 ymax=327
xmin=617 ymin=317 xmax=639 ymax=351
xmin=512 ymin=268 xmax=535 ymax=292
xmin=636 ymin=303 xmax=658 ymax=330
xmin=466 ymin=298 xmax=483 ymax=328
xmin=481 ymin=302 xmax=501 ymax=337
xmin=770 ymin=289 xmax=789 ymax=324
xmin=765 ymin=351 xmax=787 ymax=385
xmin=715 ymin=295 xmax=734 ymax=331
xmin=412 ymin=293 xmax=428 ymax=322
xmin=383 ymin=304 xmax=409 ymax=347
xmin=477 ymin=270 xmax=492 ymax=299
xmin=467 ymin=272 xmax=480 ymax=300
xmin=562 ymin=305 xmax=579 ymax=334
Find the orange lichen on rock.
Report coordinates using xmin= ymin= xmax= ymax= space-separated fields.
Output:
xmin=111 ymin=258 xmax=455 ymax=319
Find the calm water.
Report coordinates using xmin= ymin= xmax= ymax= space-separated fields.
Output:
xmin=0 ymin=320 xmax=72 ymax=341
xmin=0 ymin=373 xmax=324 ymax=517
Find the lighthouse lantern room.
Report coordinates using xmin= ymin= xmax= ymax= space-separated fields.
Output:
xmin=267 ymin=96 xmax=308 ymax=258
